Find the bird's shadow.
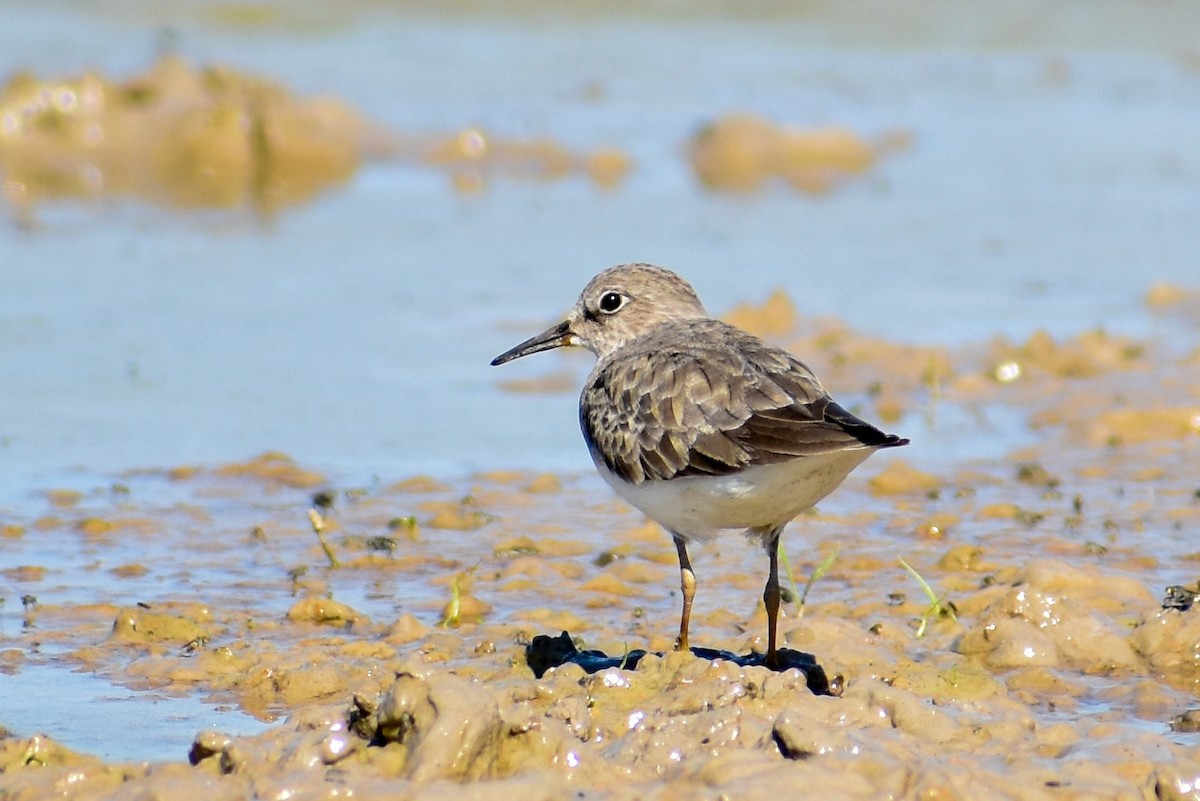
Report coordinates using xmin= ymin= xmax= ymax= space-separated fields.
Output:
xmin=525 ymin=631 xmax=838 ymax=696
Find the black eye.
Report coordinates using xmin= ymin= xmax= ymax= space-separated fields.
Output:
xmin=598 ymin=291 xmax=625 ymax=314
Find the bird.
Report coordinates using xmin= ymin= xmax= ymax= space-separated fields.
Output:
xmin=491 ymin=263 xmax=908 ymax=667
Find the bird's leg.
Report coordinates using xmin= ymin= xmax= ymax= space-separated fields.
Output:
xmin=763 ymin=528 xmax=783 ymax=668
xmin=672 ymin=535 xmax=696 ymax=654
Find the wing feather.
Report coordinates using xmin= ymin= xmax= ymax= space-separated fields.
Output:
xmin=581 ymin=319 xmax=906 ymax=484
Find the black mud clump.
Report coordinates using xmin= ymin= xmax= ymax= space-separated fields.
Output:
xmin=1161 ymin=584 xmax=1200 ymax=612
xmin=525 ymin=630 xmax=837 ymax=695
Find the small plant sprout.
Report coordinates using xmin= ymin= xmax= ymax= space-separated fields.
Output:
xmin=440 ymin=562 xmax=481 ymax=628
xmin=799 ymin=544 xmax=841 ymax=615
xmin=387 ymin=515 xmax=419 ymax=540
xmin=899 ymin=557 xmax=957 ymax=638
xmin=308 ymin=508 xmax=339 ymax=568
xmin=618 ymin=642 xmax=633 ymax=670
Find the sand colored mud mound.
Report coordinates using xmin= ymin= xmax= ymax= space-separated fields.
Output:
xmin=0 ymin=57 xmax=632 ymax=217
xmin=0 ymin=56 xmax=380 ymax=213
xmin=687 ymin=113 xmax=908 ymax=193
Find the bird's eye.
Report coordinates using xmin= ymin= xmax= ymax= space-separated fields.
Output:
xmin=598 ymin=291 xmax=625 ymax=314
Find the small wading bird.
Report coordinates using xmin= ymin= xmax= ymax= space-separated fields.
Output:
xmin=492 ymin=263 xmax=908 ymax=667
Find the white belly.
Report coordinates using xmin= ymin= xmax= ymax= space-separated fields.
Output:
xmin=592 ymin=448 xmax=875 ymax=541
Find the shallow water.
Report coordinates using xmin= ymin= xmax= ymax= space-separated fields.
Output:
xmin=0 ymin=665 xmax=270 ymax=762
xmin=1 ymin=0 xmax=1199 ymax=791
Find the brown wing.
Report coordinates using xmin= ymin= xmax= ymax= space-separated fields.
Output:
xmin=581 ymin=320 xmax=906 ymax=484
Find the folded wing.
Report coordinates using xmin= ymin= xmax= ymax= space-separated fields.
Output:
xmin=582 ymin=321 xmax=907 ymax=484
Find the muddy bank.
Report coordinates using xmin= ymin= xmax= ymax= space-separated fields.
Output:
xmin=0 ymin=56 xmax=631 ymax=217
xmin=1 ymin=289 xmax=1199 ymax=799
xmin=2 ymin=57 xmax=913 ymax=213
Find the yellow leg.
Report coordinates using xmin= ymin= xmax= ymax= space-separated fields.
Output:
xmin=673 ymin=535 xmax=695 ymax=653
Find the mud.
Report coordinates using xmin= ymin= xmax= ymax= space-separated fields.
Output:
xmin=0 ymin=58 xmax=631 ymax=218
xmin=0 ymin=57 xmax=381 ymax=214
xmin=1 ymin=58 xmax=910 ymax=214
xmin=687 ymin=113 xmax=907 ymax=193
xmin=2 ymin=286 xmax=1199 ymax=799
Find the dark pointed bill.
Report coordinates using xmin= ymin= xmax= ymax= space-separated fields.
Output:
xmin=491 ymin=319 xmax=575 ymax=366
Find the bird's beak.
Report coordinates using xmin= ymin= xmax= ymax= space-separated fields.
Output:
xmin=491 ymin=319 xmax=576 ymax=366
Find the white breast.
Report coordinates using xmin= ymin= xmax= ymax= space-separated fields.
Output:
xmin=590 ymin=448 xmax=876 ymax=542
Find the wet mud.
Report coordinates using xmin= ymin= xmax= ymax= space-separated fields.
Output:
xmin=1 ymin=59 xmax=920 ymax=218
xmin=0 ymin=57 xmax=382 ymax=214
xmin=687 ymin=113 xmax=907 ymax=194
xmin=2 ymin=286 xmax=1199 ymax=799
xmin=0 ymin=57 xmax=632 ymax=218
